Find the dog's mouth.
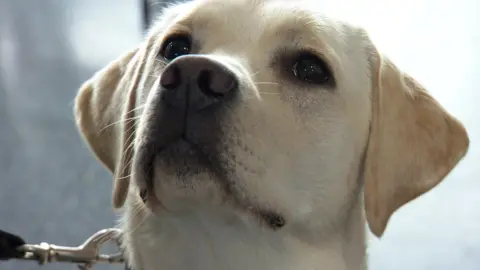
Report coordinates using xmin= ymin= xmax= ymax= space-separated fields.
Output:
xmin=155 ymin=137 xmax=214 ymax=172
xmin=135 ymin=135 xmax=286 ymax=230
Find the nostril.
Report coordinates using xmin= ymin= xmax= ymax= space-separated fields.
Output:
xmin=197 ymin=70 xmax=224 ymax=98
xmin=160 ymin=65 xmax=181 ymax=89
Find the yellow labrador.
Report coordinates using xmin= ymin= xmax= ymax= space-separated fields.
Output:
xmin=74 ymin=0 xmax=469 ymax=269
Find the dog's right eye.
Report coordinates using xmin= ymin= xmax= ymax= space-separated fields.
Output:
xmin=160 ymin=35 xmax=192 ymax=61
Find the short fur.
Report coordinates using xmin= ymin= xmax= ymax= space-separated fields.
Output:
xmin=74 ymin=1 xmax=469 ymax=269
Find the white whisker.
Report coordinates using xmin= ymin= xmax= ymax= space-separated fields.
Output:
xmin=100 ymin=116 xmax=142 ymax=132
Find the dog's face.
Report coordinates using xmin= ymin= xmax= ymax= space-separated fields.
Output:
xmin=74 ymin=0 xmax=469 ymax=237
xmin=133 ymin=0 xmax=374 ymax=233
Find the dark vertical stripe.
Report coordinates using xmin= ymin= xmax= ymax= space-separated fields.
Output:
xmin=142 ymin=0 xmax=151 ymax=32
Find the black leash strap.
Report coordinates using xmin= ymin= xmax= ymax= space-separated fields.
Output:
xmin=0 ymin=229 xmax=26 ymax=261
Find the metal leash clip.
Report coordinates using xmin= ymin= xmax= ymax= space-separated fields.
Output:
xmin=17 ymin=228 xmax=125 ymax=270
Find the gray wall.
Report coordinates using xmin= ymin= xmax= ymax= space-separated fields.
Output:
xmin=0 ymin=1 xmax=143 ymax=270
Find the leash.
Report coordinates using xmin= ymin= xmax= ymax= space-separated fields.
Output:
xmin=0 ymin=228 xmax=127 ymax=270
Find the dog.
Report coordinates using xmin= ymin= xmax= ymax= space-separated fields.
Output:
xmin=73 ymin=0 xmax=470 ymax=269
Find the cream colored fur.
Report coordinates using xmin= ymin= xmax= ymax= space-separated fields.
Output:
xmin=73 ymin=0 xmax=469 ymax=269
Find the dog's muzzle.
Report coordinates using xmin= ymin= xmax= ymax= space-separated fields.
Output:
xmin=136 ymin=55 xmax=239 ymax=203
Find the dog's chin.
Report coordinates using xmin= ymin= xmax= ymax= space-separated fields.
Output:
xmin=149 ymin=139 xmax=229 ymax=208
xmin=145 ymin=139 xmax=286 ymax=230
xmin=154 ymin=139 xmax=213 ymax=177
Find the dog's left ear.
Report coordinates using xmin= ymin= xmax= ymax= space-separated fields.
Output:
xmin=362 ymin=40 xmax=469 ymax=237
xmin=74 ymin=47 xmax=144 ymax=209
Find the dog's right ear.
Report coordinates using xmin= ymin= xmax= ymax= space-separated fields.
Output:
xmin=74 ymin=47 xmax=144 ymax=209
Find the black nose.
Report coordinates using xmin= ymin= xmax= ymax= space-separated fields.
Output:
xmin=160 ymin=55 xmax=238 ymax=111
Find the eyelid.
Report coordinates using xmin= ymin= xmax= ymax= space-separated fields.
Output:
xmin=163 ymin=24 xmax=192 ymax=40
xmin=161 ymin=31 xmax=192 ymax=47
xmin=272 ymin=47 xmax=332 ymax=72
xmin=159 ymin=24 xmax=192 ymax=46
xmin=295 ymin=47 xmax=334 ymax=73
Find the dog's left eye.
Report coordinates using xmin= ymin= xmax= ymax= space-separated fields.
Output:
xmin=292 ymin=53 xmax=331 ymax=84
xmin=160 ymin=35 xmax=192 ymax=61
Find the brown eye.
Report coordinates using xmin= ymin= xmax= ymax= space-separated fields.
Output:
xmin=292 ymin=52 xmax=332 ymax=84
xmin=160 ymin=35 xmax=192 ymax=61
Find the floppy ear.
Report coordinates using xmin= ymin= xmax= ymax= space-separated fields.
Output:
xmin=363 ymin=46 xmax=469 ymax=237
xmin=74 ymin=47 xmax=144 ymax=209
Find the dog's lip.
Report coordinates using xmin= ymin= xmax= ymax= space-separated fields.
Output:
xmin=135 ymin=135 xmax=205 ymax=193
xmin=135 ymin=136 xmax=287 ymax=231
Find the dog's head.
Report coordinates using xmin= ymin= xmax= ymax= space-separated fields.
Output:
xmin=74 ymin=0 xmax=469 ymax=237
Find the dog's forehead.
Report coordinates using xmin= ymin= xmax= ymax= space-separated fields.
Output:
xmin=165 ymin=0 xmax=353 ymax=52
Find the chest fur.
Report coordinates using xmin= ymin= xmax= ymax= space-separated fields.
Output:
xmin=120 ymin=205 xmax=356 ymax=270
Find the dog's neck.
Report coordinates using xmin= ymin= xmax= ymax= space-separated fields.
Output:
xmin=120 ymin=194 xmax=367 ymax=270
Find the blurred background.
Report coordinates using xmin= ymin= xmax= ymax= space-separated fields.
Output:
xmin=0 ymin=0 xmax=478 ymax=270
